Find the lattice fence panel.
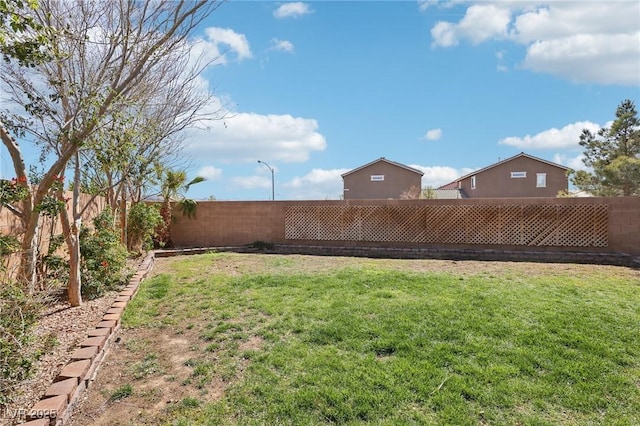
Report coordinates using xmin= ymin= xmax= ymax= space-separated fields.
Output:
xmin=387 ymin=206 xmax=425 ymax=242
xmin=285 ymin=204 xmax=608 ymax=247
xmin=317 ymin=206 xmax=349 ymax=240
xmin=520 ymin=205 xmax=558 ymax=246
xmin=499 ymin=205 xmax=523 ymax=245
xmin=591 ymin=205 xmax=609 ymax=247
xmin=424 ymin=205 xmax=465 ymax=243
xmin=550 ymin=205 xmax=608 ymax=247
xmin=285 ymin=206 xmax=317 ymax=240
xmin=466 ymin=206 xmax=502 ymax=245
xmin=340 ymin=206 xmax=362 ymax=240
xmin=361 ymin=207 xmax=390 ymax=241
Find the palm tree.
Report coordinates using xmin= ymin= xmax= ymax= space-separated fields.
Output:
xmin=156 ymin=170 xmax=205 ymax=247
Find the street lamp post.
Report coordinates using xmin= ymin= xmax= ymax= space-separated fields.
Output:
xmin=257 ymin=160 xmax=275 ymax=200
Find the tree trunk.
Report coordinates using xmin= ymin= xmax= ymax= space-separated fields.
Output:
xmin=19 ymin=215 xmax=40 ymax=293
xmin=66 ymin=230 xmax=82 ymax=307
xmin=64 ymin=155 xmax=84 ymax=306
xmin=60 ymin=192 xmax=83 ymax=306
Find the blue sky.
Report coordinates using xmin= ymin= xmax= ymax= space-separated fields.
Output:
xmin=5 ymin=1 xmax=640 ymax=200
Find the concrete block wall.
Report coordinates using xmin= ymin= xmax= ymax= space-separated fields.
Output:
xmin=168 ymin=197 xmax=640 ymax=257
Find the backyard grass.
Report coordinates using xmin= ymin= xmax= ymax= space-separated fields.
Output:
xmin=117 ymin=253 xmax=639 ymax=425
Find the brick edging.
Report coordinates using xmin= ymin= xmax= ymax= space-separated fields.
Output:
xmin=18 ymin=252 xmax=155 ymax=426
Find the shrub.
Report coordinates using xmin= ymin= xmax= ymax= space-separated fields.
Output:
xmin=0 ymin=282 xmax=39 ymax=405
xmin=80 ymin=209 xmax=129 ymax=299
xmin=41 ymin=234 xmax=68 ymax=288
xmin=127 ymin=202 xmax=162 ymax=254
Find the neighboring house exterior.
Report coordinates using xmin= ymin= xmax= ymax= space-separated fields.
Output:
xmin=439 ymin=152 xmax=569 ymax=198
xmin=342 ymin=157 xmax=424 ymax=199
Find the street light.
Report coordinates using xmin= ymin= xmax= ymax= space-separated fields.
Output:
xmin=257 ymin=160 xmax=275 ymax=200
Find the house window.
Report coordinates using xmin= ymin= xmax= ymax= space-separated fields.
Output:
xmin=370 ymin=175 xmax=384 ymax=181
xmin=471 ymin=175 xmax=476 ymax=189
xmin=536 ymin=173 xmax=547 ymax=188
xmin=511 ymin=171 xmax=527 ymax=178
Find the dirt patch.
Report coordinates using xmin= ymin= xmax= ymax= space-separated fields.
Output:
xmin=66 ymin=323 xmax=231 ymax=426
xmin=65 ymin=254 xmax=639 ymax=425
xmin=0 ymin=289 xmax=119 ymax=426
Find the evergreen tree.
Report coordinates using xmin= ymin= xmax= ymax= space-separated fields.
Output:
xmin=572 ymin=99 xmax=640 ymax=196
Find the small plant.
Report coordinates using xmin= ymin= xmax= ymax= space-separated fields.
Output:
xmin=0 ymin=234 xmax=20 ymax=257
xmin=130 ymin=353 xmax=162 ymax=379
xmin=247 ymin=240 xmax=275 ymax=251
xmin=110 ymin=384 xmax=133 ymax=401
xmin=181 ymin=397 xmax=201 ymax=408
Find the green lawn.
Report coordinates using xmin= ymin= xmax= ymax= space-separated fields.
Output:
xmin=123 ymin=253 xmax=640 ymax=425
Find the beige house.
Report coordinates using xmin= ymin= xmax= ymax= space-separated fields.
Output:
xmin=439 ymin=152 xmax=569 ymax=198
xmin=342 ymin=157 xmax=423 ymax=200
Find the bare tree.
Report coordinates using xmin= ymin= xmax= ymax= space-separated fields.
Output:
xmin=0 ymin=0 xmax=224 ymax=305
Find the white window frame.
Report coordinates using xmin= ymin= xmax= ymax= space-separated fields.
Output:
xmin=370 ymin=175 xmax=385 ymax=182
xmin=536 ymin=173 xmax=547 ymax=188
xmin=510 ymin=171 xmax=527 ymax=178
xmin=471 ymin=175 xmax=476 ymax=189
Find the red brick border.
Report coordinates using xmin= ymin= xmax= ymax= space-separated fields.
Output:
xmin=18 ymin=252 xmax=155 ymax=426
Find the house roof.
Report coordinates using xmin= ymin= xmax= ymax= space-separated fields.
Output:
xmin=341 ymin=157 xmax=424 ymax=178
xmin=437 ymin=152 xmax=569 ymax=189
xmin=433 ymin=189 xmax=466 ymax=199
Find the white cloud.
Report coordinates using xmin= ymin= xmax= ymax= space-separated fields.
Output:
xmin=283 ymin=168 xmax=350 ymax=199
xmin=186 ymin=112 xmax=327 ymax=164
xmin=274 ymin=2 xmax=312 ymax=19
xmin=197 ymin=166 xmax=223 ymax=180
xmin=197 ymin=27 xmax=252 ymax=65
xmin=418 ymin=0 xmax=461 ymax=12
xmin=417 ymin=0 xmax=439 ymax=12
xmin=231 ymin=175 xmax=271 ymax=191
xmin=271 ymin=38 xmax=295 ymax=53
xmin=430 ymin=1 xmax=640 ymax=85
xmin=432 ymin=4 xmax=511 ymax=47
xmin=499 ymin=121 xmax=601 ymax=149
xmin=496 ymin=49 xmax=508 ymax=72
xmin=522 ymin=32 xmax=640 ymax=85
xmin=431 ymin=21 xmax=459 ymax=47
xmin=423 ymin=128 xmax=443 ymax=140
xmin=553 ymin=153 xmax=588 ymax=171
xmin=409 ymin=165 xmax=476 ymax=188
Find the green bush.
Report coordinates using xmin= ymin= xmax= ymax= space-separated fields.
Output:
xmin=0 ymin=282 xmax=39 ymax=405
xmin=127 ymin=202 xmax=162 ymax=253
xmin=80 ymin=209 xmax=129 ymax=299
xmin=0 ymin=234 xmax=20 ymax=257
xmin=41 ymin=234 xmax=68 ymax=287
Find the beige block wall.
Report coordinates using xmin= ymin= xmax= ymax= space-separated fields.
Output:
xmin=0 ymin=192 xmax=107 ymax=278
xmin=168 ymin=197 xmax=640 ymax=256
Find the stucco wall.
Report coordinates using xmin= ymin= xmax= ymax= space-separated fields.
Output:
xmin=460 ymin=156 xmax=568 ymax=198
xmin=343 ymin=162 xmax=422 ymax=199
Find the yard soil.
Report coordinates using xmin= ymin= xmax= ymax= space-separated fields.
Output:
xmin=25 ymin=254 xmax=638 ymax=426
xmin=1 ymin=289 xmax=119 ymax=426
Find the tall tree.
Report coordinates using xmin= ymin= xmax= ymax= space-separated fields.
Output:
xmin=572 ymin=99 xmax=640 ymax=196
xmin=0 ymin=0 xmax=223 ymax=304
